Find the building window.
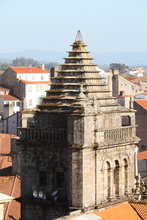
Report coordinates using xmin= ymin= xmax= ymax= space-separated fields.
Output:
xmin=39 ymin=171 xmax=47 ymax=187
xmin=41 ymin=76 xmax=44 ymax=80
xmin=11 ymin=102 xmax=15 ymax=107
xmin=32 ymin=76 xmax=35 ymax=80
xmin=56 ymin=172 xmax=64 ymax=188
xmin=16 ymin=102 xmax=20 ymax=107
xmin=122 ymin=116 xmax=131 ymax=126
xmin=29 ymin=99 xmax=32 ymax=106
xmin=29 ymin=86 xmax=32 ymax=92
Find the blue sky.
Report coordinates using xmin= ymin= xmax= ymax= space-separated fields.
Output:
xmin=0 ymin=0 xmax=147 ymax=53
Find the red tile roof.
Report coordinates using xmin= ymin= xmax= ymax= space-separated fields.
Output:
xmin=130 ymin=203 xmax=147 ymax=220
xmin=93 ymin=202 xmax=142 ymax=220
xmin=0 ymin=133 xmax=11 ymax=154
xmin=0 ymin=87 xmax=10 ymax=92
xmin=0 ymin=94 xmax=19 ymax=101
xmin=0 ymin=176 xmax=21 ymax=220
xmin=118 ymin=95 xmax=132 ymax=98
xmin=124 ymin=76 xmax=147 ymax=84
xmin=20 ymin=80 xmax=51 ymax=84
xmin=10 ymin=66 xmax=49 ymax=74
xmin=135 ymin=100 xmax=147 ymax=110
xmin=0 ymin=134 xmax=19 ymax=173
xmin=137 ymin=151 xmax=147 ymax=160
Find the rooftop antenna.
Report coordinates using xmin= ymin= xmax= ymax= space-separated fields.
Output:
xmin=75 ymin=30 xmax=83 ymax=42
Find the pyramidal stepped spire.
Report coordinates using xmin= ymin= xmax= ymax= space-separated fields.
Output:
xmin=38 ymin=33 xmax=119 ymax=114
xmin=75 ymin=30 xmax=83 ymax=42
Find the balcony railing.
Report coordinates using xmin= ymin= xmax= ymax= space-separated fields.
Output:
xmin=18 ymin=128 xmax=67 ymax=144
xmin=96 ymin=126 xmax=137 ymax=146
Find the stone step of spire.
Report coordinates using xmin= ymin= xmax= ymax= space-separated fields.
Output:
xmin=38 ymin=32 xmax=123 ymax=114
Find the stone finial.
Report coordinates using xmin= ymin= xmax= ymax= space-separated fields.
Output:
xmin=75 ymin=30 xmax=83 ymax=42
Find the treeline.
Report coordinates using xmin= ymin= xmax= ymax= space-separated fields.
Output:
xmin=0 ymin=57 xmax=59 ymax=71
xmin=110 ymin=63 xmax=129 ymax=73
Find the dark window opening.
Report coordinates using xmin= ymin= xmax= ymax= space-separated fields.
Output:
xmin=16 ymin=102 xmax=20 ymax=107
xmin=124 ymin=159 xmax=128 ymax=194
xmin=122 ymin=116 xmax=131 ymax=126
xmin=114 ymin=160 xmax=120 ymax=197
xmin=39 ymin=171 xmax=47 ymax=187
xmin=107 ymin=161 xmax=111 ymax=198
xmin=56 ymin=172 xmax=64 ymax=188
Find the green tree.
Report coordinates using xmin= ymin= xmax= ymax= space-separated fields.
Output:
xmin=12 ymin=57 xmax=39 ymax=67
xmin=110 ymin=63 xmax=128 ymax=73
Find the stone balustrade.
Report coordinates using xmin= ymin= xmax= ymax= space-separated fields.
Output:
xmin=18 ymin=128 xmax=67 ymax=144
xmin=96 ymin=126 xmax=136 ymax=145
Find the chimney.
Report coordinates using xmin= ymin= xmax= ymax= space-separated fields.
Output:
xmin=112 ymin=69 xmax=119 ymax=97
xmin=40 ymin=64 xmax=45 ymax=70
xmin=112 ymin=69 xmax=119 ymax=75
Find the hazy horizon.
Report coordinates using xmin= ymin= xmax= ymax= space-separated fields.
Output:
xmin=0 ymin=0 xmax=147 ymax=54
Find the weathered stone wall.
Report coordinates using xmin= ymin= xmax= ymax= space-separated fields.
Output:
xmin=134 ymin=102 xmax=147 ymax=150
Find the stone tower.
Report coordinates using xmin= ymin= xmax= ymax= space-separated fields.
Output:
xmin=17 ymin=31 xmax=139 ymax=220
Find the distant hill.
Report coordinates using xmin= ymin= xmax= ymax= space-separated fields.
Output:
xmin=0 ymin=57 xmax=11 ymax=63
xmin=0 ymin=50 xmax=65 ymax=64
xmin=0 ymin=50 xmax=147 ymax=66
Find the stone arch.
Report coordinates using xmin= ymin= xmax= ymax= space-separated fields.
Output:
xmin=101 ymin=157 xmax=113 ymax=171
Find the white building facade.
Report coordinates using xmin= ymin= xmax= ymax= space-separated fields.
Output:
xmin=0 ymin=67 xmax=51 ymax=109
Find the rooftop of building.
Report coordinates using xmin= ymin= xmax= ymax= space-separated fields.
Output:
xmin=20 ymin=80 xmax=51 ymax=84
xmin=137 ymin=151 xmax=147 ymax=160
xmin=69 ymin=202 xmax=143 ymax=220
xmin=0 ymin=175 xmax=20 ymax=220
xmin=134 ymin=99 xmax=147 ymax=110
xmin=124 ymin=76 xmax=147 ymax=84
xmin=0 ymin=94 xmax=19 ymax=101
xmin=0 ymin=86 xmax=10 ymax=92
xmin=9 ymin=66 xmax=49 ymax=74
xmin=0 ymin=134 xmax=19 ymax=175
xmin=130 ymin=202 xmax=147 ymax=220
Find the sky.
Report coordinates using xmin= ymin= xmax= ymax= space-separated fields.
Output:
xmin=0 ymin=0 xmax=147 ymax=53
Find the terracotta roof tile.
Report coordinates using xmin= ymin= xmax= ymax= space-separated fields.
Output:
xmin=93 ymin=202 xmax=142 ymax=220
xmin=135 ymin=100 xmax=147 ymax=110
xmin=20 ymin=80 xmax=51 ymax=84
xmin=0 ymin=87 xmax=10 ymax=92
xmin=0 ymin=134 xmax=19 ymax=175
xmin=0 ymin=156 xmax=12 ymax=170
xmin=137 ymin=151 xmax=147 ymax=160
xmin=0 ymin=94 xmax=19 ymax=101
xmin=130 ymin=203 xmax=147 ymax=220
xmin=124 ymin=76 xmax=147 ymax=84
xmin=0 ymin=133 xmax=19 ymax=155
xmin=0 ymin=176 xmax=21 ymax=220
xmin=10 ymin=66 xmax=49 ymax=74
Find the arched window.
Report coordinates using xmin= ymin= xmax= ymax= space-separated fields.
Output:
xmin=114 ymin=160 xmax=120 ymax=197
xmin=124 ymin=159 xmax=128 ymax=195
xmin=107 ymin=161 xmax=111 ymax=199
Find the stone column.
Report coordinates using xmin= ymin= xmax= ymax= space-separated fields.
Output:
xmin=109 ymin=168 xmax=115 ymax=201
xmin=119 ymin=165 xmax=124 ymax=197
